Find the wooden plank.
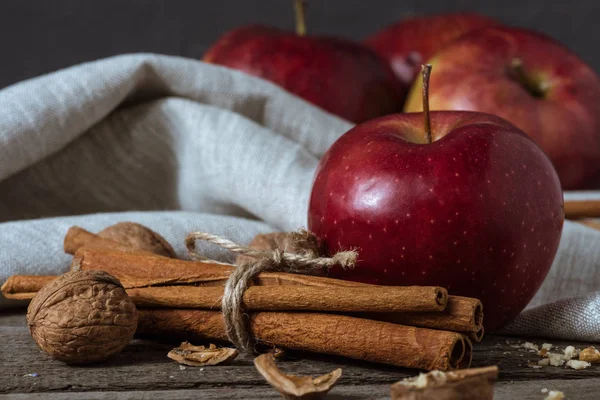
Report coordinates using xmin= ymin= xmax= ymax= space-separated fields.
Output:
xmin=0 ymin=379 xmax=598 ymax=399
xmin=2 ymin=311 xmax=600 ymax=398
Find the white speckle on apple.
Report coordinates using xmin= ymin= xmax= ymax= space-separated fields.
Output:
xmin=368 ymin=234 xmax=372 ymax=240
xmin=422 ymin=271 xmax=427 ymax=275
xmin=402 ymin=246 xmax=406 ymax=250
xmin=455 ymin=212 xmax=459 ymax=216
xmin=455 ymin=172 xmax=460 ymax=177
xmin=345 ymin=166 xmax=349 ymax=170
xmin=453 ymin=241 xmax=458 ymax=246
xmin=406 ymin=213 xmax=411 ymax=217
xmin=333 ymin=220 xmax=337 ymax=225
xmin=384 ymin=268 xmax=388 ymax=273
xmin=389 ymin=259 xmax=394 ymax=263
xmin=447 ymin=219 xmax=452 ymax=223
xmin=430 ymin=219 xmax=435 ymax=224
xmin=429 ymin=188 xmax=434 ymax=193
xmin=428 ymin=255 xmax=433 ymax=260
xmin=395 ymin=219 xmax=399 ymax=224
xmin=320 ymin=217 xmax=325 ymax=222
xmin=383 ymin=227 xmax=387 ymax=233
xmin=351 ymin=220 xmax=355 ymax=224
xmin=463 ymin=231 xmax=467 ymax=235
xmin=427 ymin=157 xmax=432 ymax=162
xmin=489 ymin=247 xmax=493 ymax=252
xmin=507 ymin=274 xmax=511 ymax=278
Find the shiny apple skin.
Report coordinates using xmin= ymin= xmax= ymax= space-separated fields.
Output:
xmin=365 ymin=13 xmax=499 ymax=87
xmin=204 ymin=25 xmax=405 ymax=123
xmin=308 ymin=112 xmax=564 ymax=330
xmin=404 ymin=27 xmax=600 ymax=190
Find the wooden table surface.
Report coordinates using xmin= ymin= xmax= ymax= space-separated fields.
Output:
xmin=1 ymin=310 xmax=598 ymax=399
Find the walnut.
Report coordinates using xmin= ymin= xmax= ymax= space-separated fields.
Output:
xmin=99 ymin=222 xmax=176 ymax=258
xmin=167 ymin=342 xmax=238 ymax=366
xmin=254 ymin=353 xmax=342 ymax=399
xmin=27 ymin=270 xmax=138 ymax=364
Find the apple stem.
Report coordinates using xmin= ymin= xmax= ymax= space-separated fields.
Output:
xmin=294 ymin=0 xmax=307 ymax=36
xmin=421 ymin=64 xmax=433 ymax=144
xmin=509 ymin=58 xmax=544 ymax=98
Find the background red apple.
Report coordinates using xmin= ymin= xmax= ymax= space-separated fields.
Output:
xmin=365 ymin=13 xmax=499 ymax=89
xmin=204 ymin=24 xmax=404 ymax=123
xmin=308 ymin=68 xmax=563 ymax=330
xmin=403 ymin=26 xmax=600 ymax=190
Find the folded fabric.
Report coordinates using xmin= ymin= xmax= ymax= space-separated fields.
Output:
xmin=1 ymin=53 xmax=598 ymax=341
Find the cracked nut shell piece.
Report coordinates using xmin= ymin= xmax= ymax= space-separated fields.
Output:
xmin=27 ymin=270 xmax=138 ymax=364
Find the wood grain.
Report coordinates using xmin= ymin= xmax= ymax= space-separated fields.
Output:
xmin=1 ymin=311 xmax=600 ymax=399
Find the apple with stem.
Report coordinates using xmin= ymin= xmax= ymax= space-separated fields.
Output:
xmin=308 ymin=65 xmax=563 ymax=330
xmin=365 ymin=13 xmax=499 ymax=89
xmin=403 ymin=27 xmax=600 ymax=189
xmin=203 ymin=0 xmax=404 ymax=123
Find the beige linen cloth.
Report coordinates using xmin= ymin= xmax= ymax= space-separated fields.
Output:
xmin=0 ymin=53 xmax=599 ymax=340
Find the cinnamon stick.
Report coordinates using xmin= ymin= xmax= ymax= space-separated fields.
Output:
xmin=1 ymin=279 xmax=453 ymax=318
xmin=136 ymin=308 xmax=467 ymax=371
xmin=0 ymin=275 xmax=55 ymax=300
xmin=365 ymin=296 xmax=483 ymax=333
xmin=3 ymin=249 xmax=481 ymax=332
xmin=71 ymin=248 xmax=446 ymax=310
xmin=564 ymin=200 xmax=600 ymax=219
xmin=127 ymin=285 xmax=447 ymax=312
xmin=64 ymin=226 xmax=160 ymax=256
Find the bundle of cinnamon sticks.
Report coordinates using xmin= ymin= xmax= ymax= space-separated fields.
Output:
xmin=1 ymin=225 xmax=484 ymax=371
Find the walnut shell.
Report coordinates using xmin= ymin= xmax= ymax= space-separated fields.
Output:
xmin=98 ymin=222 xmax=176 ymax=258
xmin=27 ymin=270 xmax=138 ymax=364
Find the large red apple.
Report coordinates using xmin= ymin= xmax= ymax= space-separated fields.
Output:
xmin=403 ymin=27 xmax=600 ymax=190
xmin=308 ymin=67 xmax=563 ymax=330
xmin=204 ymin=25 xmax=404 ymax=123
xmin=365 ymin=13 xmax=499 ymax=88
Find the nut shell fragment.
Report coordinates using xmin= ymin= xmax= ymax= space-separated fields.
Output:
xmin=27 ymin=270 xmax=138 ymax=364
xmin=99 ymin=222 xmax=176 ymax=258
xmin=579 ymin=346 xmax=600 ymax=363
xmin=167 ymin=342 xmax=238 ymax=366
xmin=254 ymin=353 xmax=342 ymax=399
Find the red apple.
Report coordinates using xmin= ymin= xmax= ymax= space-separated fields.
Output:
xmin=403 ymin=26 xmax=600 ymax=190
xmin=203 ymin=25 xmax=404 ymax=123
xmin=308 ymin=67 xmax=563 ymax=330
xmin=365 ymin=13 xmax=499 ymax=88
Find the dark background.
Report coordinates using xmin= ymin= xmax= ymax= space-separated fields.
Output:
xmin=0 ymin=0 xmax=598 ymax=89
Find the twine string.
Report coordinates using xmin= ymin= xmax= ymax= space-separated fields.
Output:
xmin=185 ymin=230 xmax=357 ymax=351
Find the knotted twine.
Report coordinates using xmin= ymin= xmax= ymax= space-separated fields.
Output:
xmin=184 ymin=230 xmax=358 ymax=352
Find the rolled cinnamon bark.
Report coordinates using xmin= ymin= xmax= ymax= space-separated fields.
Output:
xmin=137 ymin=308 xmax=467 ymax=371
xmin=564 ymin=200 xmax=600 ymax=219
xmin=2 ymin=280 xmax=447 ymax=314
xmin=64 ymin=227 xmax=160 ymax=256
xmin=128 ymin=285 xmax=447 ymax=312
xmin=0 ymin=276 xmax=55 ymax=300
xmin=3 ymin=249 xmax=482 ymax=332
xmin=364 ymin=296 xmax=483 ymax=333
